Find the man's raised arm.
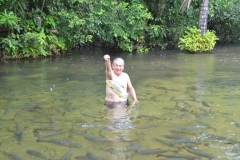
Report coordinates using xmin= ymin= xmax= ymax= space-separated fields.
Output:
xmin=103 ymin=54 xmax=112 ymax=80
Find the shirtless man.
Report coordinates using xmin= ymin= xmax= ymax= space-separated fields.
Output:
xmin=103 ymin=54 xmax=138 ymax=109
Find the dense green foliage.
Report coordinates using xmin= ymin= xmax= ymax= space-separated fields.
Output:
xmin=0 ymin=0 xmax=239 ymax=58
xmin=208 ymin=0 xmax=240 ymax=43
xmin=178 ymin=26 xmax=218 ymax=52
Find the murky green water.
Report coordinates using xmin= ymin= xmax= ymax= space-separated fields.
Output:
xmin=0 ymin=45 xmax=240 ymax=160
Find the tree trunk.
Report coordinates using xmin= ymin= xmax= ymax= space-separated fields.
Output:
xmin=198 ymin=0 xmax=209 ymax=35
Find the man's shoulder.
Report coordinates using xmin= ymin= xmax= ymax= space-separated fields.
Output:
xmin=122 ymin=72 xmax=129 ymax=78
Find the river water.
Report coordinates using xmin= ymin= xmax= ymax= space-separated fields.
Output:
xmin=0 ymin=45 xmax=240 ymax=160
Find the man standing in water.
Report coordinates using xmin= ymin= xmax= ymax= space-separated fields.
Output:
xmin=103 ymin=54 xmax=138 ymax=108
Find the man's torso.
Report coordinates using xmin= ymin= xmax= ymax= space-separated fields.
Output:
xmin=105 ymin=72 xmax=128 ymax=102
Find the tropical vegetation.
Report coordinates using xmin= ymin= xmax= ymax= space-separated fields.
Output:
xmin=0 ymin=0 xmax=239 ymax=58
xmin=178 ymin=26 xmax=218 ymax=52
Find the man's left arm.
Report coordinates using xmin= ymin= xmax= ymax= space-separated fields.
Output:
xmin=127 ymin=75 xmax=139 ymax=103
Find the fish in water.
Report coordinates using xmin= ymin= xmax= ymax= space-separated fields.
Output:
xmin=169 ymin=138 xmax=198 ymax=145
xmin=136 ymin=148 xmax=168 ymax=155
xmin=231 ymin=121 xmax=240 ymax=128
xmin=202 ymin=101 xmax=210 ymax=107
xmin=59 ymin=148 xmax=73 ymax=160
xmin=138 ymin=124 xmax=156 ymax=130
xmin=14 ymin=110 xmax=25 ymax=118
xmin=37 ymin=138 xmax=71 ymax=146
xmin=123 ymin=143 xmax=143 ymax=152
xmin=33 ymin=130 xmax=40 ymax=137
xmin=180 ymin=111 xmax=189 ymax=119
xmin=37 ymin=131 xmax=66 ymax=140
xmin=194 ymin=120 xmax=216 ymax=131
xmin=21 ymin=105 xmax=39 ymax=110
xmin=178 ymin=125 xmax=207 ymax=131
xmin=162 ymin=134 xmax=188 ymax=140
xmin=137 ymin=114 xmax=159 ymax=119
xmin=16 ymin=124 xmax=21 ymax=135
xmin=26 ymin=150 xmax=48 ymax=159
xmin=157 ymin=153 xmax=200 ymax=159
xmin=3 ymin=108 xmax=10 ymax=115
xmin=1 ymin=151 xmax=23 ymax=160
xmin=106 ymin=80 xmax=128 ymax=98
xmin=14 ymin=124 xmax=23 ymax=142
xmin=201 ymin=133 xmax=234 ymax=143
xmin=34 ymin=125 xmax=57 ymax=130
xmin=37 ymin=138 xmax=83 ymax=148
xmin=84 ymin=134 xmax=112 ymax=142
xmin=86 ymin=152 xmax=99 ymax=160
xmin=154 ymin=138 xmax=173 ymax=147
xmin=184 ymin=146 xmax=216 ymax=159
xmin=81 ymin=112 xmax=103 ymax=119
xmin=75 ymin=155 xmax=88 ymax=160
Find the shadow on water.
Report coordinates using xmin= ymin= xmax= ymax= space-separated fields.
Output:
xmin=0 ymin=45 xmax=240 ymax=159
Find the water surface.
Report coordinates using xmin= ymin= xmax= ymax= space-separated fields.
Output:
xmin=0 ymin=45 xmax=240 ymax=159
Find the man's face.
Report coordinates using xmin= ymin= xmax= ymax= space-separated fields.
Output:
xmin=112 ymin=60 xmax=124 ymax=76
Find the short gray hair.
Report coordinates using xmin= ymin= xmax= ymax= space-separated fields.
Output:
xmin=113 ymin=57 xmax=125 ymax=65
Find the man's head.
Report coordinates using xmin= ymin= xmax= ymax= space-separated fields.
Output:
xmin=112 ymin=58 xmax=124 ymax=76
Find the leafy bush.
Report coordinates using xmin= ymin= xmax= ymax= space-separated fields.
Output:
xmin=1 ymin=33 xmax=20 ymax=57
xmin=0 ymin=10 xmax=19 ymax=29
xmin=0 ymin=9 xmax=66 ymax=59
xmin=208 ymin=0 xmax=240 ymax=43
xmin=1 ymin=29 xmax=66 ymax=58
xmin=178 ymin=26 xmax=218 ymax=52
xmin=50 ymin=0 xmax=154 ymax=52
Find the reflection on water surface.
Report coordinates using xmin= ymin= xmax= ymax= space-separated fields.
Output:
xmin=0 ymin=45 xmax=240 ymax=159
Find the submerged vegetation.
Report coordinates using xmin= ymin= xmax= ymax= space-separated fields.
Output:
xmin=0 ymin=0 xmax=239 ymax=58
